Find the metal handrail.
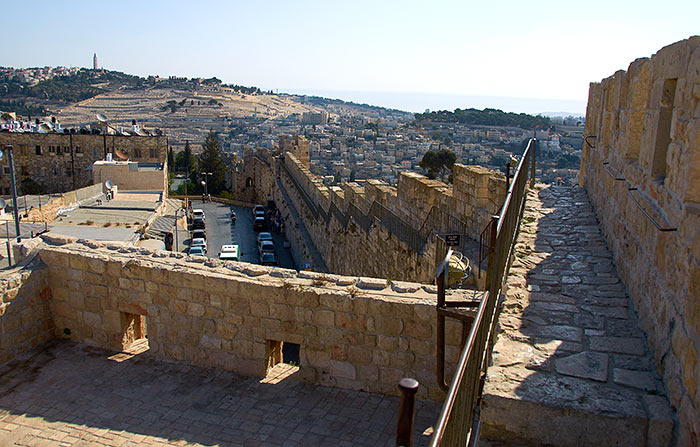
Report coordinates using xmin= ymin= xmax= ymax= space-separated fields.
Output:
xmin=602 ymin=162 xmax=625 ymax=181
xmin=429 ymin=138 xmax=536 ymax=446
xmin=627 ymin=188 xmax=677 ymax=231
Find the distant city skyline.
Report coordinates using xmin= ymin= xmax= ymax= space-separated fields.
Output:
xmin=2 ymin=0 xmax=698 ymax=115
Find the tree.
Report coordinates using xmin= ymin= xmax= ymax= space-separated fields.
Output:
xmin=419 ymin=149 xmax=456 ymax=181
xmin=167 ymin=147 xmax=174 ymax=169
xmin=195 ymin=130 xmax=228 ymax=195
xmin=175 ymin=141 xmax=195 ymax=174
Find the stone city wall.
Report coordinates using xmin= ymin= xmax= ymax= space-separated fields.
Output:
xmin=0 ymin=133 xmax=167 ymax=195
xmin=279 ymin=154 xmax=438 ymax=281
xmin=30 ymin=240 xmax=468 ymax=401
xmin=277 ymin=152 xmax=506 ymax=282
xmin=580 ymin=36 xmax=700 ymax=444
xmin=0 ymin=259 xmax=53 ymax=365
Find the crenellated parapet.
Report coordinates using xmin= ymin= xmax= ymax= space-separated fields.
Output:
xmin=580 ymin=36 xmax=700 ymax=444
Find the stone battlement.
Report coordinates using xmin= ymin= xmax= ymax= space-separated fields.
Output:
xmin=283 ymin=151 xmax=506 ymax=241
xmin=2 ymin=238 xmax=477 ymax=401
xmin=580 ymin=36 xmax=700 ymax=444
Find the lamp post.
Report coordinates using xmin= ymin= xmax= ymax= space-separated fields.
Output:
xmin=201 ymin=172 xmax=212 ymax=199
xmin=173 ymin=207 xmax=181 ymax=252
xmin=1 ymin=146 xmax=21 ymax=242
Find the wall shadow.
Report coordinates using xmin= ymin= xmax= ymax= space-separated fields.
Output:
xmin=0 ymin=339 xmax=440 ymax=446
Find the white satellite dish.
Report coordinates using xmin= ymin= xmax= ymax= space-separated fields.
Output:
xmin=0 ymin=198 xmax=6 ymax=209
xmin=38 ymin=122 xmax=52 ymax=133
xmin=96 ymin=113 xmax=108 ymax=123
xmin=105 ymin=180 xmax=113 ymax=190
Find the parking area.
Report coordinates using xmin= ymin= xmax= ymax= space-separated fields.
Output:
xmin=184 ymin=200 xmax=296 ymax=270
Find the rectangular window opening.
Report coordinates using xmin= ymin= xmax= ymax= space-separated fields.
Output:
xmin=264 ymin=340 xmax=300 ymax=383
xmin=122 ymin=312 xmax=149 ymax=354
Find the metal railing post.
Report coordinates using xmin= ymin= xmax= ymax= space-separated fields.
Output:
xmin=396 ymin=378 xmax=419 ymax=447
xmin=506 ymin=164 xmax=511 ymax=191
xmin=530 ymin=139 xmax=536 ymax=188
xmin=484 ymin=215 xmax=499 ymax=292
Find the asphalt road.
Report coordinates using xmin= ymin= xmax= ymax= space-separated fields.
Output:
xmin=186 ymin=200 xmax=296 ymax=270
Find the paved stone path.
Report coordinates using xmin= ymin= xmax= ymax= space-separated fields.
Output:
xmin=0 ymin=340 xmax=439 ymax=447
xmin=480 ymin=185 xmax=674 ymax=446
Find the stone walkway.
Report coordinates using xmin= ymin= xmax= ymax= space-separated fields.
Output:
xmin=0 ymin=340 xmax=439 ymax=447
xmin=480 ymin=185 xmax=674 ymax=446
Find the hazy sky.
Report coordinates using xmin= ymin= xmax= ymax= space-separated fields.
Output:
xmin=3 ymin=0 xmax=698 ymax=113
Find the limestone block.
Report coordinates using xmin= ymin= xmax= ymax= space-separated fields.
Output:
xmin=313 ymin=309 xmax=335 ymax=326
xmin=83 ymin=311 xmax=102 ymax=328
xmin=374 ymin=315 xmax=403 ymax=336
xmin=186 ymin=302 xmax=205 ymax=317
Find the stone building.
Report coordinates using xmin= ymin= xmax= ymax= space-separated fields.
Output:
xmin=0 ymin=132 xmax=167 ymax=195
xmin=580 ymin=36 xmax=700 ymax=444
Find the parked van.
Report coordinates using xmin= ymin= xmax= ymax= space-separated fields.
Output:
xmin=219 ymin=244 xmax=239 ymax=261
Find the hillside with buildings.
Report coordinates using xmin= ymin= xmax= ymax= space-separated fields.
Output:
xmin=0 ymin=37 xmax=698 ymax=446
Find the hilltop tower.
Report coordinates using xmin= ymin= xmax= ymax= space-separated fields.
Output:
xmin=93 ymin=53 xmax=98 ymax=70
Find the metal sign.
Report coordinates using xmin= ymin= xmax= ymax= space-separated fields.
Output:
xmin=303 ymin=262 xmax=312 ymax=271
xmin=444 ymin=234 xmax=460 ymax=246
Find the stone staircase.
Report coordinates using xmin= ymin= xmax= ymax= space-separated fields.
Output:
xmin=479 ymin=185 xmax=675 ymax=446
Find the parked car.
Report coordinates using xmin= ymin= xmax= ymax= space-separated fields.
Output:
xmin=192 ymin=217 xmax=205 ymax=230
xmin=191 ymin=237 xmax=207 ymax=253
xmin=192 ymin=229 xmax=206 ymax=240
xmin=257 ymin=232 xmax=272 ymax=245
xmin=260 ymin=251 xmax=277 ymax=266
xmin=219 ymin=244 xmax=239 ymax=261
xmin=193 ymin=209 xmax=206 ymax=221
xmin=188 ymin=246 xmax=206 ymax=257
xmin=258 ymin=239 xmax=275 ymax=255
xmin=252 ymin=205 xmax=265 ymax=218
xmin=253 ymin=216 xmax=266 ymax=231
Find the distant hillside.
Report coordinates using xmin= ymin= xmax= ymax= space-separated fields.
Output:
xmin=288 ymin=94 xmax=412 ymax=118
xmin=415 ymin=107 xmax=552 ymax=129
xmin=1 ymin=68 xmax=264 ymax=111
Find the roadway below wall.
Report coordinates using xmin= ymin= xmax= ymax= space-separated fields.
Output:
xmin=275 ymin=174 xmax=328 ymax=273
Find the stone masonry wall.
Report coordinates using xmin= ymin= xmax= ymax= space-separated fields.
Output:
xmin=0 ymin=133 xmax=167 ymax=195
xmin=580 ymin=36 xmax=700 ymax=444
xmin=35 ymin=240 xmax=468 ymax=401
xmin=279 ymin=154 xmax=439 ymax=282
xmin=275 ymin=152 xmax=506 ymax=282
xmin=0 ymin=258 xmax=53 ymax=365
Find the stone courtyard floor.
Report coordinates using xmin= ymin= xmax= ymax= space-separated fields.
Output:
xmin=480 ymin=185 xmax=675 ymax=446
xmin=0 ymin=340 xmax=440 ymax=447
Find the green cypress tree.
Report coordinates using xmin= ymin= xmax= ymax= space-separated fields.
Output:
xmin=196 ymin=130 xmax=227 ymax=195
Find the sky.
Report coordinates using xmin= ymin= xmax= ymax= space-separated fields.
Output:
xmin=3 ymin=0 xmax=699 ymax=115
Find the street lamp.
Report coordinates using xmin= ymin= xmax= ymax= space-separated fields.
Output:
xmin=201 ymin=172 xmax=212 ymax=198
xmin=1 ymin=146 xmax=21 ymax=242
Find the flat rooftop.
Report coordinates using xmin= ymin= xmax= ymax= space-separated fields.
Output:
xmin=0 ymin=340 xmax=440 ymax=447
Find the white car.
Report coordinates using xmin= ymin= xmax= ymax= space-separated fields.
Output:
xmin=188 ymin=246 xmax=206 ymax=257
xmin=191 ymin=237 xmax=207 ymax=253
xmin=258 ymin=239 xmax=275 ymax=255
xmin=192 ymin=209 xmax=206 ymax=221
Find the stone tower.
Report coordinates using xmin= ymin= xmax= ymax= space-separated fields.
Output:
xmin=93 ymin=53 xmax=98 ymax=70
